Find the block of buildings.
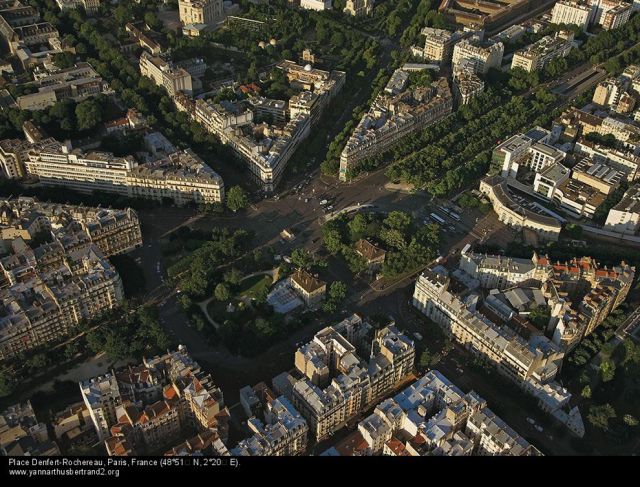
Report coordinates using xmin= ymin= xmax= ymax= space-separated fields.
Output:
xmin=81 ymin=346 xmax=230 ymax=455
xmin=0 ymin=242 xmax=124 ymax=360
xmin=339 ymin=71 xmax=453 ymax=180
xmin=55 ymin=0 xmax=100 ymax=15
xmin=16 ymin=63 xmax=111 ymax=110
xmin=1 ymin=401 xmax=60 ymax=455
xmin=0 ymin=197 xmax=142 ymax=256
xmin=441 ymin=0 xmax=556 ymax=32
xmin=192 ymin=60 xmax=344 ymax=191
xmin=292 ymin=315 xmax=414 ymax=440
xmin=0 ymin=1 xmax=63 ymax=68
xmin=125 ymin=149 xmax=225 ymax=205
xmin=341 ymin=370 xmax=541 ymax=456
xmin=412 ymin=267 xmax=584 ymax=436
xmin=533 ymin=157 xmax=624 ymax=219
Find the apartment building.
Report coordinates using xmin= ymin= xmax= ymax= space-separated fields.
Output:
xmin=0 ymin=136 xmax=58 ymax=178
xmin=17 ymin=63 xmax=110 ymax=110
xmin=605 ymin=184 xmax=640 ymax=233
xmin=452 ymin=39 xmax=504 ymax=75
xmin=80 ymin=374 xmax=121 ymax=442
xmin=479 ymin=176 xmax=563 ymax=241
xmin=417 ymin=27 xmax=464 ymax=64
xmin=0 ymin=197 xmax=142 ymax=257
xmin=13 ymin=139 xmax=225 ymax=206
xmin=511 ymin=31 xmax=574 ymax=73
xmin=495 ymin=132 xmax=566 ymax=178
xmin=126 ymin=149 xmax=225 ymax=205
xmin=248 ymin=96 xmax=287 ymax=124
xmin=292 ymin=316 xmax=414 ymax=440
xmin=593 ymin=78 xmax=622 ymax=107
xmin=551 ymin=1 xmax=594 ymax=30
xmin=453 ymin=68 xmax=485 ymax=105
xmin=592 ymin=0 xmax=633 ymax=30
xmin=344 ymin=0 xmax=373 ymax=17
xmin=459 ymin=251 xmax=549 ymax=290
xmin=139 ymin=52 xmax=193 ymax=97
xmin=125 ymin=22 xmax=162 ymax=55
xmin=340 ymin=74 xmax=453 ymax=180
xmin=24 ymin=142 xmax=136 ymax=195
xmin=51 ymin=402 xmax=97 ymax=449
xmin=231 ymin=397 xmax=308 ymax=456
xmin=348 ymin=371 xmax=540 ymax=456
xmin=556 ymin=107 xmax=640 ymax=145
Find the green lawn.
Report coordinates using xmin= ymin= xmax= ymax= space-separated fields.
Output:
xmin=238 ymin=274 xmax=273 ymax=299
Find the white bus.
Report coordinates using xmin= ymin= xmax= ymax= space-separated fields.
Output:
xmin=448 ymin=212 xmax=461 ymax=222
xmin=430 ymin=213 xmax=445 ymax=225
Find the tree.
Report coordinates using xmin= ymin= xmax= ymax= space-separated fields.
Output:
xmin=226 ymin=186 xmax=248 ymax=212
xmin=214 ymin=283 xmax=231 ymax=301
xmin=623 ymin=414 xmax=638 ymax=427
xmin=599 ymin=359 xmax=616 ymax=382
xmin=75 ymin=100 xmax=103 ymax=131
xmin=64 ymin=342 xmax=79 ymax=361
xmin=581 ymin=385 xmax=592 ymax=399
xmin=223 ymin=268 xmax=243 ymax=286
xmin=419 ymin=350 xmax=431 ymax=368
xmin=564 ymin=223 xmax=583 ymax=240
xmin=291 ymin=248 xmax=314 ymax=271
xmin=328 ymin=281 xmax=347 ymax=303
xmin=53 ymin=51 xmax=76 ymax=69
xmin=0 ymin=369 xmax=15 ymax=397
xmin=587 ymin=404 xmax=616 ymax=430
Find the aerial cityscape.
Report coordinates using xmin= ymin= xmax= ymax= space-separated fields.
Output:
xmin=0 ymin=0 xmax=640 ymax=473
